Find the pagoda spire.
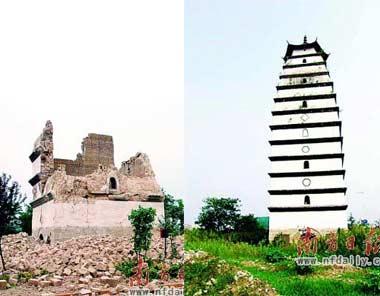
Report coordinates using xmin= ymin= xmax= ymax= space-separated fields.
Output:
xmin=303 ymin=35 xmax=307 ymax=44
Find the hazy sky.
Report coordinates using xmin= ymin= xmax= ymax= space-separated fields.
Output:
xmin=185 ymin=1 xmax=380 ymax=224
xmin=0 ymin=1 xmax=184 ymax=201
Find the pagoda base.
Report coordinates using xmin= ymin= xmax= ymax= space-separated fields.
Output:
xmin=269 ymin=209 xmax=348 ymax=242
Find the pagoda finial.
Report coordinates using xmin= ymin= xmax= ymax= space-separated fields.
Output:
xmin=303 ymin=35 xmax=307 ymax=44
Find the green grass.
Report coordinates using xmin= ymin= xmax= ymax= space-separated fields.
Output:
xmin=185 ymin=250 xmax=276 ymax=295
xmin=244 ymin=265 xmax=367 ymax=296
xmin=185 ymin=254 xmax=236 ymax=295
xmin=185 ymin=232 xmax=373 ymax=296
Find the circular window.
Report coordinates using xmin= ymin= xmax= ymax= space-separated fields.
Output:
xmin=301 ymin=146 xmax=310 ymax=153
xmin=302 ymin=178 xmax=311 ymax=187
xmin=302 ymin=78 xmax=307 ymax=83
xmin=301 ymin=114 xmax=309 ymax=122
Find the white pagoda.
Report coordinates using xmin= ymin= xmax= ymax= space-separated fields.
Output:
xmin=268 ymin=37 xmax=348 ymax=241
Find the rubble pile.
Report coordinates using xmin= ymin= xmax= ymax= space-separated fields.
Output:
xmin=0 ymin=233 xmax=184 ymax=295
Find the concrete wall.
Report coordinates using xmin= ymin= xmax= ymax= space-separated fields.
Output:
xmin=32 ymin=199 xmax=164 ymax=242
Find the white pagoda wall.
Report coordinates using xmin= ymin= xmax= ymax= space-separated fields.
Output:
xmin=271 ymin=142 xmax=342 ymax=156
xmin=282 ymin=65 xmax=327 ymax=75
xmin=271 ymin=127 xmax=341 ymax=140
xmin=276 ymin=86 xmax=333 ymax=97
xmin=270 ymin=176 xmax=345 ymax=190
xmin=271 ymin=159 xmax=343 ymax=172
xmin=273 ymin=98 xmax=337 ymax=111
xmin=272 ymin=113 xmax=338 ymax=125
xmin=278 ymin=75 xmax=330 ymax=86
xmin=269 ymin=193 xmax=346 ymax=207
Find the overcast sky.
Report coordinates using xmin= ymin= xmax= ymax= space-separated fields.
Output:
xmin=185 ymin=1 xmax=380 ymax=224
xmin=0 ymin=1 xmax=184 ymax=202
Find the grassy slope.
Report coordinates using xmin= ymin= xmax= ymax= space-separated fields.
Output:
xmin=186 ymin=237 xmax=370 ymax=296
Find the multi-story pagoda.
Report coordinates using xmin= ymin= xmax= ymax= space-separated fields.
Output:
xmin=268 ymin=37 xmax=348 ymax=241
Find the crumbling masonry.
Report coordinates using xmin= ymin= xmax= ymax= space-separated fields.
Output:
xmin=29 ymin=121 xmax=164 ymax=242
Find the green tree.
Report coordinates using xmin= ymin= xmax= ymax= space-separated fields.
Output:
xmin=233 ymin=214 xmax=268 ymax=244
xmin=128 ymin=206 xmax=156 ymax=256
xmin=19 ymin=204 xmax=32 ymax=235
xmin=234 ymin=214 xmax=259 ymax=232
xmin=0 ymin=174 xmax=26 ymax=270
xmin=163 ymin=193 xmax=184 ymax=234
xmin=160 ymin=193 xmax=184 ymax=258
xmin=196 ymin=197 xmax=241 ymax=232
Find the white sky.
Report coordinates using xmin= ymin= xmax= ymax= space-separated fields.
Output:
xmin=0 ymin=1 xmax=184 ymax=202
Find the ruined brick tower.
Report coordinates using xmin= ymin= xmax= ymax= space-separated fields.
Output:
xmin=54 ymin=134 xmax=114 ymax=176
xmin=29 ymin=121 xmax=164 ymax=242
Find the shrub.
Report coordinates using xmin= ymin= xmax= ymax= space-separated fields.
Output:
xmin=0 ymin=274 xmax=9 ymax=281
xmin=17 ymin=272 xmax=33 ymax=281
xmin=265 ymin=248 xmax=287 ymax=263
xmin=294 ymin=262 xmax=313 ymax=275
xmin=271 ymin=233 xmax=289 ymax=247
xmin=316 ymin=224 xmax=370 ymax=257
xmin=116 ymin=257 xmax=161 ymax=280
xmin=359 ymin=268 xmax=380 ymax=293
xmin=145 ymin=258 xmax=160 ymax=280
xmin=116 ymin=259 xmax=136 ymax=278
xmin=168 ymin=263 xmax=183 ymax=278
xmin=185 ymin=227 xmax=268 ymax=248
xmin=185 ymin=252 xmax=236 ymax=296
